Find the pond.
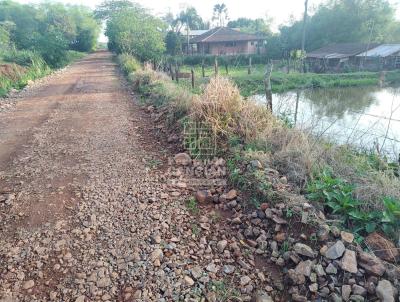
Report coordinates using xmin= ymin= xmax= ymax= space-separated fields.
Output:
xmin=253 ymin=86 xmax=400 ymax=160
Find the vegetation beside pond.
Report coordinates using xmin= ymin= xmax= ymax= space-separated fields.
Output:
xmin=177 ymin=64 xmax=400 ymax=96
xmin=118 ymin=53 xmax=400 ymax=246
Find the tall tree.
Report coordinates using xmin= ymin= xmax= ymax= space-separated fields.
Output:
xmin=102 ymin=1 xmax=166 ymax=60
xmin=179 ymin=7 xmax=204 ymax=30
xmin=163 ymin=7 xmax=205 ymax=33
xmin=213 ymin=3 xmax=228 ymax=27
xmin=162 ymin=11 xmax=179 ymax=32
xmin=94 ymin=0 xmax=135 ymax=20
xmin=301 ymin=0 xmax=308 ymax=53
xmin=165 ymin=30 xmax=182 ymax=55
xmin=279 ymin=0 xmax=398 ymax=52
xmin=227 ymin=17 xmax=272 ymax=36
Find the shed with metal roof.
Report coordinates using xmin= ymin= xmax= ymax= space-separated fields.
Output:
xmin=306 ymin=43 xmax=380 ymax=72
xmin=356 ymin=44 xmax=400 ymax=58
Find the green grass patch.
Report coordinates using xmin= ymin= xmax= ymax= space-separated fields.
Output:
xmin=177 ymin=64 xmax=400 ymax=96
xmin=117 ymin=53 xmax=141 ymax=75
xmin=185 ymin=197 xmax=199 ymax=215
xmin=207 ymin=280 xmax=240 ymax=302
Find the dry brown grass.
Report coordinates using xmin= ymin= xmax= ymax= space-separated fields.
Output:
xmin=191 ymin=76 xmax=280 ymax=142
xmin=239 ymin=99 xmax=278 ymax=142
xmin=191 ymin=76 xmax=243 ymax=137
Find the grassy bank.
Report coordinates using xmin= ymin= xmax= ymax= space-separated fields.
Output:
xmin=119 ymin=53 xmax=400 ymax=246
xmin=177 ymin=64 xmax=400 ymax=96
xmin=0 ymin=49 xmax=86 ymax=97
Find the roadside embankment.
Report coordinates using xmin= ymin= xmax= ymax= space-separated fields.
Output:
xmin=118 ymin=52 xmax=400 ymax=301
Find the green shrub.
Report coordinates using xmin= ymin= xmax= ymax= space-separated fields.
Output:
xmin=64 ymin=51 xmax=86 ymax=65
xmin=381 ymin=197 xmax=400 ymax=244
xmin=0 ymin=49 xmax=52 ymax=97
xmin=1 ymin=49 xmax=42 ymax=66
xmin=186 ymin=197 xmax=199 ymax=215
xmin=117 ymin=54 xmax=141 ymax=75
xmin=307 ymin=169 xmax=400 ymax=243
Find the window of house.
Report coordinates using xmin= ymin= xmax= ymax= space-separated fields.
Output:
xmin=251 ymin=42 xmax=254 ymax=46
xmin=225 ymin=42 xmax=236 ymax=47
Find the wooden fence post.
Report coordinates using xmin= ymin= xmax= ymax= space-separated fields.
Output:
xmin=264 ymin=62 xmax=273 ymax=112
xmin=248 ymin=57 xmax=252 ymax=74
xmin=225 ymin=62 xmax=229 ymax=74
xmin=175 ymin=67 xmax=179 ymax=83
xmin=202 ymin=59 xmax=205 ymax=78
xmin=214 ymin=57 xmax=219 ymax=76
xmin=294 ymin=90 xmax=300 ymax=125
xmin=191 ymin=68 xmax=195 ymax=89
xmin=379 ymin=71 xmax=386 ymax=88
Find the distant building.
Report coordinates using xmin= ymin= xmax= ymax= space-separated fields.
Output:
xmin=187 ymin=30 xmax=209 ymax=39
xmin=181 ymin=30 xmax=208 ymax=54
xmin=356 ymin=44 xmax=400 ymax=70
xmin=306 ymin=43 xmax=379 ymax=72
xmin=189 ymin=27 xmax=265 ymax=55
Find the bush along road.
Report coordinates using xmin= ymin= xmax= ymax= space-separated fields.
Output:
xmin=0 ymin=51 xmax=399 ymax=302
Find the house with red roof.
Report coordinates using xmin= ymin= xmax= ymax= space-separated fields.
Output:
xmin=189 ymin=27 xmax=266 ymax=55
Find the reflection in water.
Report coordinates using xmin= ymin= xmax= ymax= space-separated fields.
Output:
xmin=303 ymin=87 xmax=377 ymax=119
xmin=253 ymin=86 xmax=400 ymax=159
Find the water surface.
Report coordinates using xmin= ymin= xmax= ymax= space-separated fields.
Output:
xmin=254 ymin=86 xmax=400 ymax=159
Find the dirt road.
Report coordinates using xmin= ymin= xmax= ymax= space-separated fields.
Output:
xmin=0 ymin=51 xmax=181 ymax=301
xmin=0 ymin=52 xmax=272 ymax=302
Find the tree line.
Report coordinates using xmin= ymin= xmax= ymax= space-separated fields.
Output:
xmin=97 ymin=0 xmax=400 ymax=61
xmin=97 ymin=0 xmax=165 ymax=61
xmin=0 ymin=0 xmax=100 ymax=68
xmin=273 ymin=0 xmax=400 ymax=58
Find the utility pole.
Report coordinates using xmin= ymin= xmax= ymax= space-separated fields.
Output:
xmin=179 ymin=3 xmax=190 ymax=55
xmin=187 ymin=19 xmax=190 ymax=55
xmin=264 ymin=62 xmax=273 ymax=112
xmin=301 ymin=0 xmax=309 ymax=73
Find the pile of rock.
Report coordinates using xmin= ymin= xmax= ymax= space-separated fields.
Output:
xmin=168 ymin=149 xmax=400 ymax=301
xmin=216 ymin=197 xmax=400 ymax=302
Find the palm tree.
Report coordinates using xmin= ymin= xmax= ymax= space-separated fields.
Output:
xmin=213 ymin=3 xmax=228 ymax=27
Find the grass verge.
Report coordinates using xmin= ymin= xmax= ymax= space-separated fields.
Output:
xmin=0 ymin=49 xmax=86 ymax=97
